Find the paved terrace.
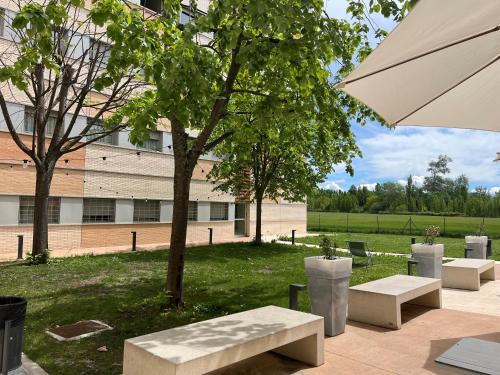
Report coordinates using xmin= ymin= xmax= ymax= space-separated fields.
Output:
xmin=210 ymin=264 xmax=500 ymax=375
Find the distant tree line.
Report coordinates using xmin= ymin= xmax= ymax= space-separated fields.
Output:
xmin=308 ymin=155 xmax=500 ymax=217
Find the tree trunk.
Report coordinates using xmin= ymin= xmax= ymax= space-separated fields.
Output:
xmin=32 ymin=163 xmax=55 ymax=256
xmin=254 ymin=194 xmax=263 ymax=245
xmin=166 ymin=156 xmax=194 ymax=307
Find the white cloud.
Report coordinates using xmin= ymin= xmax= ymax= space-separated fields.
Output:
xmin=359 ymin=183 xmax=377 ymax=191
xmin=489 ymin=187 xmax=500 ymax=195
xmin=353 ymin=127 xmax=500 ymax=187
xmin=319 ymin=181 xmax=344 ymax=191
xmin=398 ymin=175 xmax=425 ymax=187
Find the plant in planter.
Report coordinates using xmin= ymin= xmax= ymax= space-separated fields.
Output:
xmin=319 ymin=235 xmax=337 ymax=260
xmin=465 ymin=222 xmax=488 ymax=259
xmin=423 ymin=225 xmax=440 ymax=245
xmin=411 ymin=226 xmax=444 ymax=279
xmin=304 ymin=235 xmax=351 ymax=336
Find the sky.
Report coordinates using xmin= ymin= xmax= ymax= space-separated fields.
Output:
xmin=321 ymin=0 xmax=500 ymax=194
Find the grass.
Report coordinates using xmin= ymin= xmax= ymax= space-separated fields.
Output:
xmin=293 ymin=232 xmax=500 ymax=260
xmin=308 ymin=211 xmax=500 ymax=238
xmin=0 ymin=243 xmax=406 ymax=374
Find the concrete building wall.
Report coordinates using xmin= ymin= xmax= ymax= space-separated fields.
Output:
xmin=60 ymin=197 xmax=84 ymax=225
xmin=0 ymin=195 xmax=18 ymax=225
xmin=116 ymin=199 xmax=134 ymax=224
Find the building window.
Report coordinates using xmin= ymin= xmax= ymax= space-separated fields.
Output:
xmin=0 ymin=9 xmax=5 ymax=37
xmin=82 ymin=198 xmax=115 ymax=223
xmin=210 ymin=202 xmax=228 ymax=221
xmin=24 ymin=108 xmax=58 ymax=136
xmin=89 ymin=38 xmax=111 ymax=65
xmin=19 ymin=196 xmax=60 ymax=224
xmin=53 ymin=26 xmax=70 ymax=57
xmin=86 ymin=119 xmax=117 ymax=145
xmin=140 ymin=0 xmax=163 ymax=13
xmin=187 ymin=201 xmax=198 ymax=221
xmin=137 ymin=131 xmax=162 ymax=152
xmin=133 ymin=200 xmax=160 ymax=223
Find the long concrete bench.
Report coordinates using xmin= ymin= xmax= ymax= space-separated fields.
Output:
xmin=348 ymin=275 xmax=441 ymax=329
xmin=123 ymin=305 xmax=324 ymax=375
xmin=442 ymin=259 xmax=496 ymax=290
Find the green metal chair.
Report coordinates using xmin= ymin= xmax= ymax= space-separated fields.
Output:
xmin=346 ymin=240 xmax=374 ymax=266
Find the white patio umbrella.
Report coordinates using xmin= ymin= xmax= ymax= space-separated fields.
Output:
xmin=337 ymin=0 xmax=500 ymax=133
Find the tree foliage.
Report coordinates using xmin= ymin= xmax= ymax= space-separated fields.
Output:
xmin=0 ymin=0 xmax=155 ymax=256
xmin=108 ymin=0 xmax=414 ymax=305
xmin=309 ymin=154 xmax=500 ymax=217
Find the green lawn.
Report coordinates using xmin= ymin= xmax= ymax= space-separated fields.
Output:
xmin=293 ymin=232 xmax=500 ymax=260
xmin=0 ymin=243 xmax=406 ymax=374
xmin=307 ymin=211 xmax=500 ymax=238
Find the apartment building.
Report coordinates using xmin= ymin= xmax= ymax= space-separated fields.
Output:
xmin=0 ymin=0 xmax=307 ymax=260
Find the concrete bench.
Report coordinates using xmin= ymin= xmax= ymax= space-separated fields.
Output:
xmin=442 ymin=259 xmax=496 ymax=291
xmin=348 ymin=275 xmax=441 ymax=329
xmin=123 ymin=305 xmax=324 ymax=375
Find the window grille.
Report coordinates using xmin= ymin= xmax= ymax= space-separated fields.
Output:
xmin=187 ymin=201 xmax=198 ymax=221
xmin=83 ymin=198 xmax=115 ymax=223
xmin=210 ymin=202 xmax=228 ymax=221
xmin=19 ymin=196 xmax=60 ymax=224
xmin=133 ymin=200 xmax=160 ymax=222
xmin=24 ymin=108 xmax=58 ymax=136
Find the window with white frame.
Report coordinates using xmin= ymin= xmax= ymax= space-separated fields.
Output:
xmin=133 ymin=200 xmax=160 ymax=222
xmin=137 ymin=131 xmax=162 ymax=152
xmin=187 ymin=201 xmax=198 ymax=221
xmin=139 ymin=0 xmax=163 ymax=13
xmin=19 ymin=196 xmax=60 ymax=224
xmin=89 ymin=38 xmax=111 ymax=65
xmin=86 ymin=119 xmax=117 ymax=145
xmin=53 ymin=26 xmax=70 ymax=57
xmin=82 ymin=198 xmax=115 ymax=223
xmin=210 ymin=202 xmax=228 ymax=221
xmin=0 ymin=9 xmax=5 ymax=37
xmin=24 ymin=108 xmax=58 ymax=136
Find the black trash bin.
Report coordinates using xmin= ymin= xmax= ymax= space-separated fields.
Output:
xmin=0 ymin=297 xmax=27 ymax=373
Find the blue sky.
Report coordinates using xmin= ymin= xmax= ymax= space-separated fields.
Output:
xmin=321 ymin=0 xmax=500 ymax=193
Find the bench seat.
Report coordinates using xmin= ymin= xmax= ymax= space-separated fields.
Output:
xmin=442 ymin=259 xmax=496 ymax=290
xmin=348 ymin=275 xmax=441 ymax=329
xmin=123 ymin=305 xmax=324 ymax=375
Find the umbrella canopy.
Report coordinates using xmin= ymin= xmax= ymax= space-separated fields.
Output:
xmin=337 ymin=0 xmax=500 ymax=132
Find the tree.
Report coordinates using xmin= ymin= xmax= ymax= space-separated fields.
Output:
xmin=209 ymin=89 xmax=359 ymax=245
xmin=405 ymin=175 xmax=416 ymax=211
xmin=423 ymin=154 xmax=452 ymax=193
xmin=0 ymin=0 xmax=154 ymax=258
xmin=116 ymin=0 xmax=412 ymax=307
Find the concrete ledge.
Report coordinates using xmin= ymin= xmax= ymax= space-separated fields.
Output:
xmin=348 ymin=275 xmax=441 ymax=329
xmin=442 ymin=259 xmax=496 ymax=290
xmin=123 ymin=306 xmax=324 ymax=375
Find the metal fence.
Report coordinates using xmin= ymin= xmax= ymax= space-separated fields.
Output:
xmin=307 ymin=212 xmax=494 ymax=238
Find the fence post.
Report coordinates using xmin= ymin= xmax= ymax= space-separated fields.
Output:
xmin=411 ymin=237 xmax=416 ymax=245
xmin=17 ymin=235 xmax=24 ymax=260
xmin=291 ymin=229 xmax=296 ymax=245
xmin=131 ymin=231 xmax=137 ymax=252
xmin=208 ymin=228 xmax=213 ymax=245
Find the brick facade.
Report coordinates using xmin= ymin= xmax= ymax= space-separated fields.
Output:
xmin=0 ymin=0 xmax=307 ymax=261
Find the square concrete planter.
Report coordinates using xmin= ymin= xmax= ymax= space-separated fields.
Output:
xmin=304 ymin=256 xmax=352 ymax=337
xmin=465 ymin=236 xmax=488 ymax=259
xmin=410 ymin=243 xmax=444 ymax=279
